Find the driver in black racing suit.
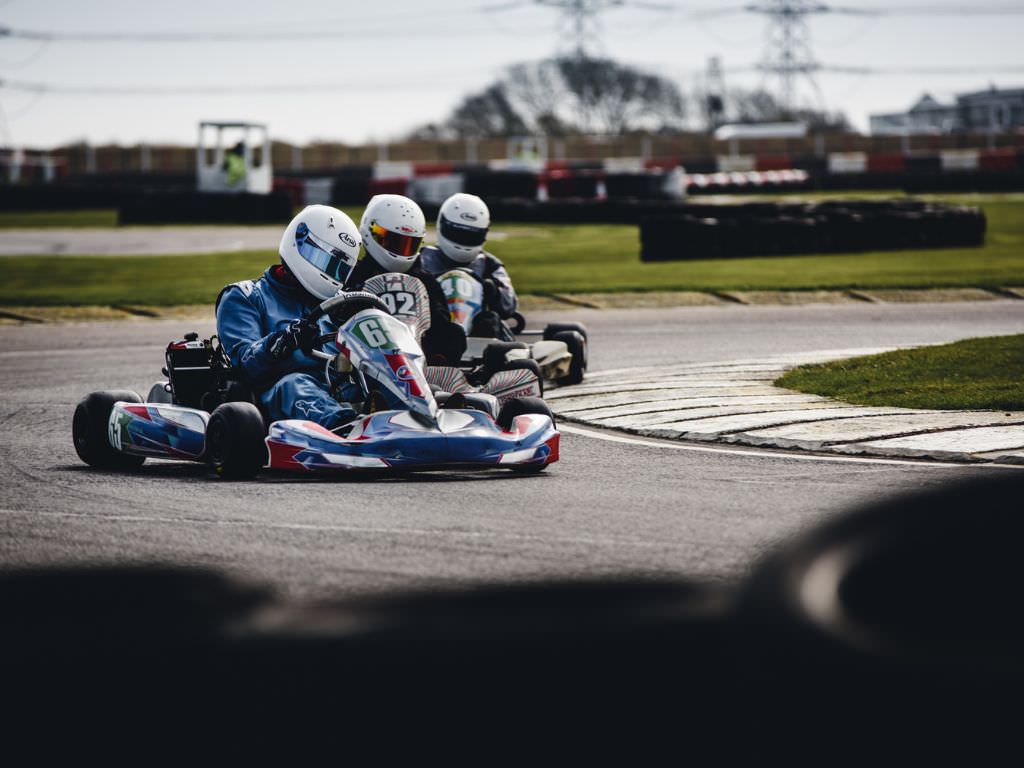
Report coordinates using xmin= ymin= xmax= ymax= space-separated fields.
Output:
xmin=417 ymin=193 xmax=517 ymax=339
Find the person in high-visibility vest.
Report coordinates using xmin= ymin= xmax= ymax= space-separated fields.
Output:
xmin=223 ymin=141 xmax=247 ymax=187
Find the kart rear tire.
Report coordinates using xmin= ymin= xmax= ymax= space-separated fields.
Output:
xmin=205 ymin=402 xmax=266 ymax=480
xmin=502 ymin=358 xmax=544 ymax=395
xmin=73 ymin=390 xmax=146 ymax=470
xmin=497 ymin=395 xmax=555 ymax=430
xmin=553 ymin=330 xmax=587 ymax=386
xmin=543 ymin=322 xmax=589 ymax=342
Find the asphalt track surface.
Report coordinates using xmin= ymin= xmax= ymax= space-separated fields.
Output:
xmin=2 ymin=299 xmax=1022 ymax=600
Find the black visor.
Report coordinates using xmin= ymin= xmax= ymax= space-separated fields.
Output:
xmin=439 ymin=216 xmax=488 ymax=247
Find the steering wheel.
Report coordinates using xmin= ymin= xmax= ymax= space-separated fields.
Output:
xmin=307 ymin=291 xmax=394 ymax=350
xmin=309 ymin=291 xmax=391 ymax=323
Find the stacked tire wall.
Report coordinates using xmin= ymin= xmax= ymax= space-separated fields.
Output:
xmin=119 ymin=190 xmax=295 ymax=225
xmin=639 ymin=200 xmax=986 ymax=262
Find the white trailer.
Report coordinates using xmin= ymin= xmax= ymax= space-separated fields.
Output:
xmin=196 ymin=121 xmax=272 ymax=194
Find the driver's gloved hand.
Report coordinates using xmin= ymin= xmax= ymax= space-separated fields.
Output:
xmin=470 ymin=309 xmax=503 ymax=339
xmin=482 ymin=278 xmax=499 ymax=311
xmin=423 ymin=319 xmax=467 ymax=366
xmin=268 ymin=317 xmax=317 ymax=359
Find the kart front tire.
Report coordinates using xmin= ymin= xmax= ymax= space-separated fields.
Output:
xmin=205 ymin=402 xmax=266 ymax=480
xmin=553 ymin=330 xmax=587 ymax=386
xmin=497 ymin=396 xmax=555 ymax=430
xmin=498 ymin=396 xmax=556 ymax=473
xmin=73 ymin=390 xmax=146 ymax=470
xmin=146 ymin=381 xmax=173 ymax=404
xmin=543 ymin=322 xmax=588 ymax=342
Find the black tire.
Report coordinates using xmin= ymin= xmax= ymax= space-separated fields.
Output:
xmin=553 ymin=330 xmax=587 ymax=386
xmin=205 ymin=402 xmax=267 ymax=480
xmin=73 ymin=390 xmax=146 ymax=470
xmin=146 ymin=381 xmax=173 ymax=404
xmin=482 ymin=341 xmax=528 ymax=379
xmin=497 ymin=396 xmax=555 ymax=431
xmin=497 ymin=397 xmax=556 ymax=474
xmin=502 ymin=358 xmax=544 ymax=396
xmin=543 ymin=322 xmax=589 ymax=342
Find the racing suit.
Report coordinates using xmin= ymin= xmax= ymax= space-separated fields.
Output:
xmin=346 ymin=255 xmax=466 ymax=365
xmin=418 ymin=245 xmax=518 ymax=337
xmin=216 ymin=264 xmax=358 ymax=429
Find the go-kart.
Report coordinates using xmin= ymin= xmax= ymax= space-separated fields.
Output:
xmin=436 ymin=269 xmax=588 ymax=387
xmin=72 ymin=274 xmax=559 ymax=479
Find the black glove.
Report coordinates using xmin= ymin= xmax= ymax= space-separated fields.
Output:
xmin=482 ymin=278 xmax=500 ymax=312
xmin=470 ymin=310 xmax=503 ymax=339
xmin=422 ymin=319 xmax=467 ymax=366
xmin=268 ymin=317 xmax=318 ymax=360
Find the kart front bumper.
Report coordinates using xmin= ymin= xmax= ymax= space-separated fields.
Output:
xmin=265 ymin=408 xmax=559 ymax=472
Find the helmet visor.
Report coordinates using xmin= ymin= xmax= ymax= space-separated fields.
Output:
xmin=295 ymin=223 xmax=356 ymax=283
xmin=370 ymin=221 xmax=422 ymax=258
xmin=439 ymin=216 xmax=488 ymax=247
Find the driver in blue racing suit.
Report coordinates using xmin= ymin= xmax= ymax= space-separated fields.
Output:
xmin=215 ymin=205 xmax=362 ymax=430
xmin=417 ymin=193 xmax=517 ymax=338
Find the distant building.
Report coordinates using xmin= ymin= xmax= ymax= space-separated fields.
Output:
xmin=870 ymin=86 xmax=1024 ymax=135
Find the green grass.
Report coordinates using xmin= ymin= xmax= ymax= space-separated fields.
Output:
xmin=775 ymin=334 xmax=1024 ymax=411
xmin=0 ymin=251 xmax=277 ymax=306
xmin=1 ymin=193 xmax=1022 ymax=306
xmin=0 ymin=209 xmax=120 ymax=229
xmin=0 ymin=207 xmax=363 ymax=230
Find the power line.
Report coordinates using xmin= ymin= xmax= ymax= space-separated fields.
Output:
xmin=0 ymin=76 xmax=487 ymax=96
xmin=729 ymin=1 xmax=1024 ymax=113
xmin=0 ymin=7 xmax=510 ymax=43
xmin=485 ymin=0 xmax=673 ymax=59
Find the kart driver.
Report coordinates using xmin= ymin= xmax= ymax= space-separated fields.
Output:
xmin=418 ymin=193 xmax=518 ymax=338
xmin=215 ymin=204 xmax=363 ymax=430
xmin=345 ymin=193 xmax=466 ymax=365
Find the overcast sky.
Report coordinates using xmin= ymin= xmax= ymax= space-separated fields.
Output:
xmin=1 ymin=0 xmax=1022 ymax=149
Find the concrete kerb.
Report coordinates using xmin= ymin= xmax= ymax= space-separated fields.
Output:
xmin=0 ymin=287 xmax=1020 ymax=325
xmin=547 ymin=348 xmax=1024 ymax=465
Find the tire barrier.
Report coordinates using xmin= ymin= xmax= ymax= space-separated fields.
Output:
xmin=0 ymin=172 xmax=196 ymax=211
xmin=1 ymin=474 xmax=1019 ymax=751
xmin=640 ymin=199 xmax=986 ymax=262
xmin=463 ymin=170 xmax=540 ymax=200
xmin=118 ymin=190 xmax=295 ymax=225
xmin=545 ymin=172 xmax=600 ymax=199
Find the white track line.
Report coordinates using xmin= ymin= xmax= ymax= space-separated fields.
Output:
xmin=560 ymin=423 xmax=1024 ymax=470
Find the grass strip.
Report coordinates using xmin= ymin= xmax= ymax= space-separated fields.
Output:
xmin=775 ymin=334 xmax=1024 ymax=411
xmin=1 ymin=195 xmax=1022 ymax=305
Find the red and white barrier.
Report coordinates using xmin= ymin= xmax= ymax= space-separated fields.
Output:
xmin=827 ymin=152 xmax=868 ymax=174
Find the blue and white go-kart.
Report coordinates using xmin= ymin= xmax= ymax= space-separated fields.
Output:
xmin=72 ymin=274 xmax=560 ymax=478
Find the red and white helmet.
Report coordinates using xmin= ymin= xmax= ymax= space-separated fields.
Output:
xmin=279 ymin=205 xmax=361 ymax=300
xmin=436 ymin=193 xmax=490 ymax=264
xmin=359 ymin=194 xmax=426 ymax=273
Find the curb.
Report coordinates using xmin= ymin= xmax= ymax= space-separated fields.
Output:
xmin=0 ymin=288 xmax=1020 ymax=325
xmin=547 ymin=349 xmax=1024 ymax=465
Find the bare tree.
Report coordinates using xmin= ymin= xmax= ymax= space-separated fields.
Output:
xmin=447 ymin=84 xmax=530 ymax=138
xmin=728 ymin=87 xmax=851 ymax=132
xmin=413 ymin=56 xmax=687 ymax=139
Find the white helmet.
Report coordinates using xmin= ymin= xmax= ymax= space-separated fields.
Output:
xmin=359 ymin=194 xmax=426 ymax=273
xmin=279 ymin=205 xmax=361 ymax=300
xmin=436 ymin=193 xmax=490 ymax=264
